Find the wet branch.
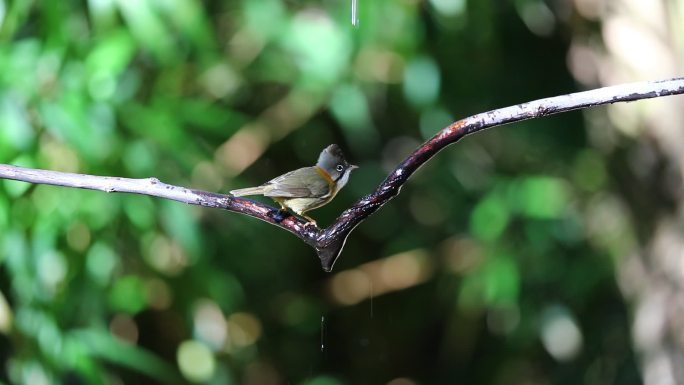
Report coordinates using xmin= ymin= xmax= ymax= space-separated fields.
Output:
xmin=1 ymin=77 xmax=683 ymax=271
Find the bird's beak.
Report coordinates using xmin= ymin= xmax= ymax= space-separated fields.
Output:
xmin=350 ymin=164 xmax=359 ymax=170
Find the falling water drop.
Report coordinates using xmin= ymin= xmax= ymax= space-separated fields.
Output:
xmin=351 ymin=0 xmax=359 ymax=27
xmin=320 ymin=316 xmax=326 ymax=352
xmin=370 ymin=280 xmax=374 ymax=319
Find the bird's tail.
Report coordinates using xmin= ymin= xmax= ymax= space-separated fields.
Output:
xmin=230 ymin=186 xmax=266 ymax=196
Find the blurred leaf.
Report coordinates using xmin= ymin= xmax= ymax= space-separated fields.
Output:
xmin=511 ymin=176 xmax=569 ymax=219
xmin=119 ymin=103 xmax=201 ymax=167
xmin=116 ymin=0 xmax=174 ymax=62
xmin=459 ymin=251 xmax=520 ymax=308
xmin=572 ymin=150 xmax=607 ymax=191
xmin=206 ymin=272 xmax=244 ymax=313
xmin=0 ymin=290 xmax=13 ymax=334
xmin=403 ymin=56 xmax=440 ymax=107
xmin=0 ymin=194 xmax=8 ymax=230
xmin=122 ymin=140 xmax=158 ymax=176
xmin=302 ymin=376 xmax=344 ymax=385
xmin=176 ymin=340 xmax=216 ymax=383
xmin=470 ymin=191 xmax=510 ymax=241
xmin=329 ymin=84 xmax=379 ymax=149
xmin=87 ymin=0 xmax=118 ymax=29
xmin=178 ymin=99 xmax=249 ymax=136
xmin=35 ymin=250 xmax=67 ymax=299
xmin=85 ymin=29 xmax=136 ymax=76
xmin=123 ymin=195 xmax=155 ymax=229
xmin=80 ymin=191 xmax=121 ymax=230
xmin=0 ymin=93 xmax=34 ymax=150
xmin=157 ymin=0 xmax=214 ymax=49
xmin=61 ymin=334 xmax=100 ymax=384
xmin=86 ymin=242 xmax=120 ymax=286
xmin=0 ymin=40 xmax=41 ymax=96
xmin=282 ymin=11 xmax=351 ymax=88
xmin=39 ymin=99 xmax=115 ymax=162
xmin=243 ymin=0 xmax=287 ymax=41
xmin=74 ymin=328 xmax=179 ymax=382
xmin=108 ymin=275 xmax=147 ymax=314
xmin=160 ymin=201 xmax=202 ymax=260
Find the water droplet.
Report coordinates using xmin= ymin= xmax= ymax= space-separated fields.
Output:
xmin=351 ymin=0 xmax=359 ymax=27
xmin=320 ymin=316 xmax=326 ymax=352
xmin=370 ymin=280 xmax=374 ymax=319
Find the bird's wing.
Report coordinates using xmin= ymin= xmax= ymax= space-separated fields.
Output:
xmin=263 ymin=167 xmax=330 ymax=198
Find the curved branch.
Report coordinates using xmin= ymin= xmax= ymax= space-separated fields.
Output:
xmin=1 ymin=77 xmax=683 ymax=271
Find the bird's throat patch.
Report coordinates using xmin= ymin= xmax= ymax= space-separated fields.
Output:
xmin=314 ymin=166 xmax=335 ymax=188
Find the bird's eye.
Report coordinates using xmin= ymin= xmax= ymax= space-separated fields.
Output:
xmin=336 ymin=164 xmax=344 ymax=172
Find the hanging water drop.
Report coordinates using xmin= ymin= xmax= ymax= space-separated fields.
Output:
xmin=351 ymin=0 xmax=359 ymax=27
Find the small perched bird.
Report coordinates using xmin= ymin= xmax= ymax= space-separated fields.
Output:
xmin=230 ymin=144 xmax=358 ymax=224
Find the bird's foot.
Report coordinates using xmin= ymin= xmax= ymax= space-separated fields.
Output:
xmin=268 ymin=209 xmax=291 ymax=223
xmin=301 ymin=215 xmax=318 ymax=227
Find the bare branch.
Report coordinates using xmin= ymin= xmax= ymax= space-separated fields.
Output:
xmin=0 ymin=164 xmax=319 ymax=244
xmin=1 ymin=77 xmax=683 ymax=271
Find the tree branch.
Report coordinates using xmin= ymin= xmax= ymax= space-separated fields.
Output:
xmin=0 ymin=164 xmax=319 ymax=242
xmin=1 ymin=77 xmax=683 ymax=271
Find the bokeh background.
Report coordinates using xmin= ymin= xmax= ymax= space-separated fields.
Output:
xmin=0 ymin=0 xmax=683 ymax=384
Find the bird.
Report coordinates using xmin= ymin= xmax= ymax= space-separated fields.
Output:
xmin=230 ymin=144 xmax=358 ymax=225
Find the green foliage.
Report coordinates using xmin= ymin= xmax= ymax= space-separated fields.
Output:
xmin=0 ymin=1 xmax=641 ymax=384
